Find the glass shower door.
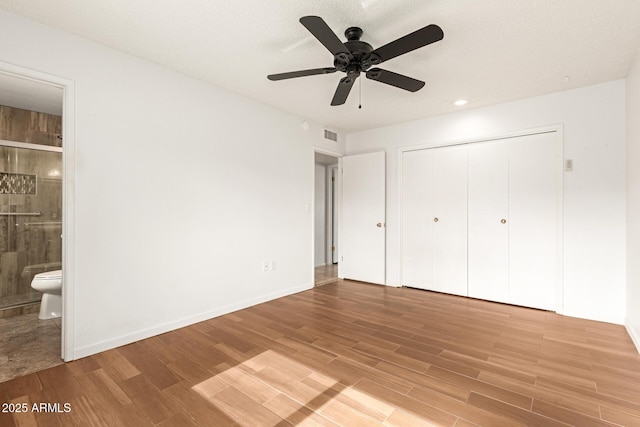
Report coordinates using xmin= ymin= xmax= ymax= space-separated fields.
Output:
xmin=0 ymin=145 xmax=62 ymax=309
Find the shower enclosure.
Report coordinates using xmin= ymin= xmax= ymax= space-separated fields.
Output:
xmin=0 ymin=142 xmax=62 ymax=311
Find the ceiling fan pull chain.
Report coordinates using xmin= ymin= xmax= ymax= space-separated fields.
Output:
xmin=359 ymin=77 xmax=362 ymax=109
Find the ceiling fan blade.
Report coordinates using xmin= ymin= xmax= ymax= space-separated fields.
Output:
xmin=364 ymin=24 xmax=443 ymax=67
xmin=366 ymin=68 xmax=425 ymax=92
xmin=331 ymin=76 xmax=357 ymax=106
xmin=300 ymin=16 xmax=353 ymax=59
xmin=268 ymin=67 xmax=337 ymax=81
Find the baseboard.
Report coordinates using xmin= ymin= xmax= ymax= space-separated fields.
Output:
xmin=625 ymin=317 xmax=640 ymax=354
xmin=73 ymin=282 xmax=312 ymax=360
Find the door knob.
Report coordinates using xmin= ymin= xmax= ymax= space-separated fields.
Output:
xmin=377 ymin=222 xmax=384 ymax=228
xmin=501 ymin=219 xmax=507 ymax=224
xmin=433 ymin=217 xmax=439 ymax=222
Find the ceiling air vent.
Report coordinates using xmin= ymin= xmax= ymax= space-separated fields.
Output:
xmin=324 ymin=129 xmax=338 ymax=142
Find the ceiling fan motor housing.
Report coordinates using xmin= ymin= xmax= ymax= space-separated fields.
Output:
xmin=334 ymin=27 xmax=379 ymax=73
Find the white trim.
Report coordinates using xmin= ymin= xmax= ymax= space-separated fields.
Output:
xmin=324 ymin=165 xmax=332 ymax=264
xmin=625 ymin=318 xmax=640 ymax=354
xmin=397 ymin=124 xmax=564 ymax=313
xmin=314 ymin=147 xmax=343 ymax=159
xmin=0 ymin=62 xmax=76 ymax=361
xmin=0 ymin=139 xmax=62 ymax=153
xmin=328 ymin=165 xmax=339 ymax=264
xmin=397 ymin=145 xmax=404 ymax=287
xmin=554 ymin=126 xmax=565 ymax=315
xmin=337 ymin=156 xmax=343 ymax=279
xmin=398 ymin=124 xmax=564 ymax=153
xmin=74 ymin=282 xmax=311 ymax=359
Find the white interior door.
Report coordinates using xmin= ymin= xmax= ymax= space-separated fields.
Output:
xmin=432 ymin=145 xmax=468 ymax=296
xmin=402 ymin=149 xmax=434 ymax=289
xmin=508 ymin=132 xmax=557 ymax=309
xmin=341 ymin=151 xmax=386 ymax=285
xmin=468 ymin=140 xmax=509 ymax=303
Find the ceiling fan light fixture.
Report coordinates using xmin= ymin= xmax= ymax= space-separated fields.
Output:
xmin=453 ymin=99 xmax=469 ymax=106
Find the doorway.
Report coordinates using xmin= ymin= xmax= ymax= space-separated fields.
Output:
xmin=314 ymin=152 xmax=339 ymax=286
xmin=0 ymin=62 xmax=75 ymax=372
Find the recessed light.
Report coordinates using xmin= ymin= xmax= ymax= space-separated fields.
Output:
xmin=453 ymin=99 xmax=469 ymax=106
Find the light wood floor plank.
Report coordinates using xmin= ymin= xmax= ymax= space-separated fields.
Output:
xmin=1 ymin=279 xmax=640 ymax=426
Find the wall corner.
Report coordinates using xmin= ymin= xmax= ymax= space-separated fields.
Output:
xmin=625 ymin=317 xmax=640 ymax=354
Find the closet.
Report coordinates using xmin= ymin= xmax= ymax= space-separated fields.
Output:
xmin=401 ymin=131 xmax=559 ymax=310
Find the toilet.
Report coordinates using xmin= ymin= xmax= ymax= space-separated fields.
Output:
xmin=30 ymin=270 xmax=62 ymax=320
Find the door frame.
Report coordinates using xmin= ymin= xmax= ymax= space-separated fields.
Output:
xmin=398 ymin=124 xmax=565 ymax=314
xmin=0 ymin=61 xmax=76 ymax=361
xmin=328 ymin=165 xmax=339 ymax=264
xmin=312 ymin=149 xmax=342 ymax=282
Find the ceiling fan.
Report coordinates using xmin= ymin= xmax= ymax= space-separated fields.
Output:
xmin=267 ymin=16 xmax=444 ymax=106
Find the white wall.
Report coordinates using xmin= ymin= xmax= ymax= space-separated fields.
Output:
xmin=0 ymin=10 xmax=345 ymax=358
xmin=314 ymin=163 xmax=326 ymax=267
xmin=626 ymin=48 xmax=640 ymax=350
xmin=347 ymin=80 xmax=627 ymax=325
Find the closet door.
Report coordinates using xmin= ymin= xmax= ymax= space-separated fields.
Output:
xmin=508 ymin=132 xmax=557 ymax=310
xmin=401 ymin=149 xmax=434 ymax=289
xmin=432 ymin=145 xmax=468 ymax=295
xmin=402 ymin=145 xmax=467 ymax=295
xmin=468 ymin=141 xmax=509 ymax=303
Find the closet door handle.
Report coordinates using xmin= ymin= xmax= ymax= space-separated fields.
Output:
xmin=433 ymin=217 xmax=439 ymax=222
xmin=501 ymin=218 xmax=507 ymax=224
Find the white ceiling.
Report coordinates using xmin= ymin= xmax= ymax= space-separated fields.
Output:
xmin=1 ymin=0 xmax=639 ymax=133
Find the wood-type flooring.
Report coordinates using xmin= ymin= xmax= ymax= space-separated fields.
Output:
xmin=1 ymin=279 xmax=640 ymax=426
xmin=315 ymin=264 xmax=338 ymax=287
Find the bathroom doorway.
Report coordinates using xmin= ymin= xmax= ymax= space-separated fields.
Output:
xmin=0 ymin=73 xmax=64 ymax=381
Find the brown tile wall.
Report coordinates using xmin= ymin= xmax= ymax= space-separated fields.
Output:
xmin=0 ymin=105 xmax=62 ymax=147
